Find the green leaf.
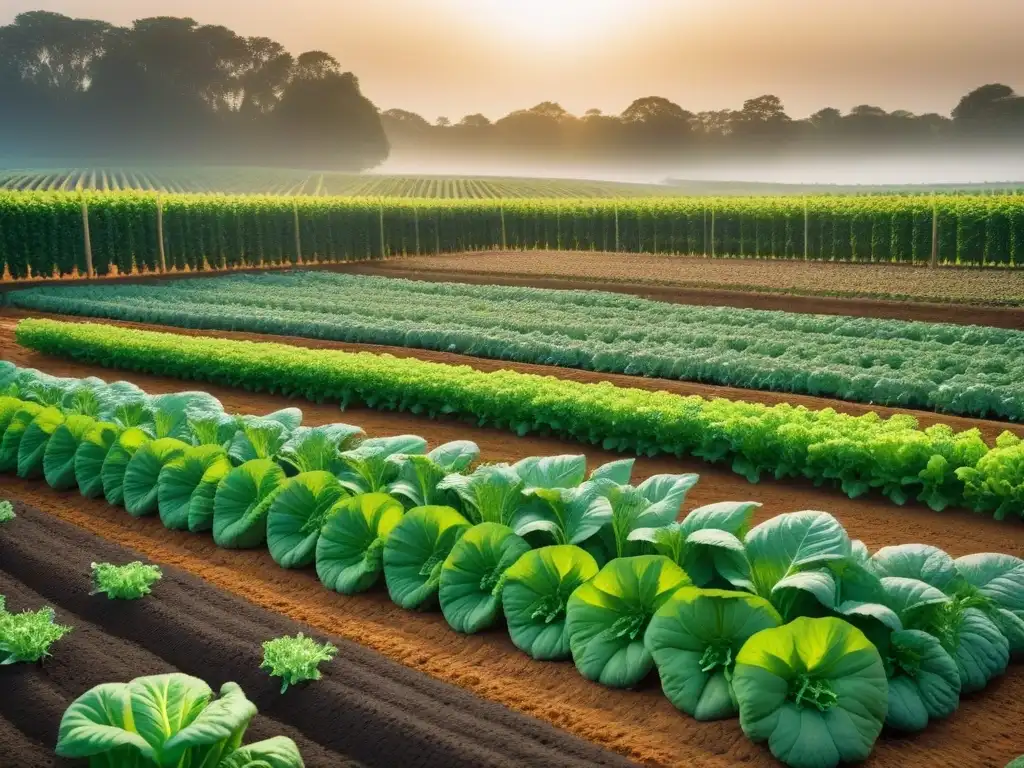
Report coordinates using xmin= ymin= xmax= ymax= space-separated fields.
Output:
xmin=213 ymin=459 xmax=287 ymax=549
xmin=502 ymin=545 xmax=599 ymax=661
xmin=187 ymin=452 xmax=234 ymax=533
xmin=229 ymin=417 xmax=291 ymax=464
xmin=219 ymin=736 xmax=304 ymax=768
xmin=265 ymin=471 xmax=347 ymax=567
xmin=383 ymin=506 xmax=471 ymax=610
xmin=518 ymin=482 xmax=612 ymax=546
xmin=733 ymin=617 xmax=888 ymax=768
xmin=157 ymin=445 xmax=231 ymax=530
xmin=884 ymin=629 xmax=960 ymax=732
xmin=0 ymin=402 xmax=44 ymax=473
xmin=868 ymin=543 xmax=962 ymax=592
xmin=277 ymin=423 xmax=365 ymax=475
xmin=16 ymin=407 xmax=65 ymax=479
xmin=337 ymin=435 xmax=428 ymax=494
xmin=74 ymin=421 xmax=122 ymax=498
xmin=101 ymin=427 xmax=152 ymax=506
xmin=953 ymin=553 xmax=1024 ymax=654
xmin=316 ymin=493 xmax=404 ymax=594
xmin=512 ymin=454 xmax=587 ymax=489
xmin=122 ymin=438 xmax=189 ymax=517
xmin=588 ymin=458 xmax=636 ymax=485
xmin=148 ymin=391 xmax=223 ymax=441
xmin=43 ymin=415 xmax=96 ymax=490
xmin=645 ymin=587 xmax=782 ymax=720
xmin=439 ymin=523 xmax=531 ymax=634
xmin=566 ymin=555 xmax=691 ymax=687
xmin=436 ymin=463 xmax=525 ymax=526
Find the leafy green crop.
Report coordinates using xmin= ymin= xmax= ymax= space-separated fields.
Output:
xmin=16 ymin=318 xmax=1020 ymax=516
xmin=90 ymin=561 xmax=164 ymax=600
xmin=316 ymin=493 xmax=405 ymax=594
xmin=261 ymin=634 xmax=338 ymax=693
xmin=0 ymin=500 xmax=14 ymax=524
xmin=383 ymin=505 xmax=471 ymax=609
xmin=0 ymin=595 xmax=72 ymax=664
xmin=55 ymin=673 xmax=304 ymax=765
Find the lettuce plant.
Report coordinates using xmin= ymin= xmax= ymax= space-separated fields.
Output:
xmin=227 ymin=413 xmax=295 ymax=465
xmin=73 ymin=421 xmax=123 ymax=498
xmin=565 ymin=555 xmax=691 ymax=687
xmin=122 ymin=438 xmax=191 ymax=517
xmin=502 ymin=545 xmax=599 ymax=661
xmin=645 ymin=587 xmax=782 ymax=720
xmin=436 ymin=464 xmax=525 ymax=525
xmin=337 ymin=435 xmax=428 ymax=494
xmin=261 ymin=634 xmax=338 ymax=694
xmin=732 ymin=617 xmax=888 ymax=768
xmin=42 ymin=414 xmax=96 ymax=490
xmin=0 ymin=401 xmax=44 ymax=473
xmin=266 ymin=471 xmax=348 ymax=568
xmin=0 ymin=500 xmax=14 ymax=524
xmin=157 ymin=445 xmax=232 ymax=530
xmin=55 ymin=673 xmax=303 ymax=766
xmin=316 ymin=493 xmax=405 ymax=594
xmin=383 ymin=505 xmax=471 ymax=609
xmin=16 ymin=406 xmax=65 ymax=479
xmin=594 ymin=473 xmax=700 ymax=559
xmin=213 ymin=459 xmax=287 ymax=550
xmin=439 ymin=522 xmax=531 ymax=634
xmin=387 ymin=440 xmax=480 ymax=508
xmin=90 ymin=562 xmax=163 ymax=600
xmin=0 ymin=595 xmax=72 ymax=665
xmin=101 ymin=426 xmax=153 ymax=506
xmin=277 ymin=423 xmax=365 ymax=475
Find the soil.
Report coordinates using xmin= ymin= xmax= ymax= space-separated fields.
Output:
xmin=2 ymin=309 xmax=1019 ymax=444
xmin=0 ymin=501 xmax=634 ymax=768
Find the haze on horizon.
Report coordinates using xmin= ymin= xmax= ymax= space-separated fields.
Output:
xmin=4 ymin=0 xmax=1022 ymax=122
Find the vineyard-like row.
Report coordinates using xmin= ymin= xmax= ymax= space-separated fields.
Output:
xmin=0 ymin=168 xmax=673 ymax=199
xmin=1 ymin=190 xmax=1023 ymax=278
xmin=14 ymin=318 xmax=1024 ymax=518
xmin=2 ymin=361 xmax=1022 ymax=768
xmin=11 ymin=271 xmax=1024 ymax=420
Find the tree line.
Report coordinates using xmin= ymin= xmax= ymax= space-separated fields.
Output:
xmin=2 ymin=11 xmax=1024 ymax=171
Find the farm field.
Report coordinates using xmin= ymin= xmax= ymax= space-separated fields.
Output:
xmin=0 ymin=167 xmax=675 ymax=198
xmin=10 ymin=271 xmax=1024 ymax=421
xmin=0 ymin=326 xmax=1022 ymax=768
xmin=362 ymin=250 xmax=1024 ymax=308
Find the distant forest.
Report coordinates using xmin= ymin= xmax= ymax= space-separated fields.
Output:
xmin=3 ymin=11 xmax=1024 ymax=171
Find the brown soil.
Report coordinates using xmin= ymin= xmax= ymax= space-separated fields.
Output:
xmin=2 ymin=309 xmax=1019 ymax=444
xmin=0 ymin=502 xmax=631 ymax=768
xmin=341 ymin=255 xmax=1024 ymax=329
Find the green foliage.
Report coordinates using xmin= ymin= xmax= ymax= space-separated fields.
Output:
xmin=16 ymin=318 xmax=1019 ymax=516
xmin=383 ymin=505 xmax=471 ymax=609
xmin=213 ymin=459 xmax=288 ymax=550
xmin=266 ymin=471 xmax=348 ymax=568
xmin=0 ymin=595 xmax=72 ymax=664
xmin=90 ymin=561 xmax=163 ymax=600
xmin=0 ymin=500 xmax=13 ymax=524
xmin=55 ymin=673 xmax=303 ymax=766
xmin=260 ymin=634 xmax=338 ymax=693
xmin=316 ymin=493 xmax=405 ymax=594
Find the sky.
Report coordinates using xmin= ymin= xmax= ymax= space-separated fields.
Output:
xmin=4 ymin=0 xmax=1023 ymax=121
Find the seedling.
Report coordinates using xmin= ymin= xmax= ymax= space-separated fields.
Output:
xmin=90 ymin=562 xmax=163 ymax=600
xmin=0 ymin=595 xmax=73 ymax=664
xmin=0 ymin=500 xmax=14 ymax=525
xmin=261 ymin=633 xmax=338 ymax=693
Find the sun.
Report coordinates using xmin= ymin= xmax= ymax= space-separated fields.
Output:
xmin=460 ymin=0 xmax=629 ymax=46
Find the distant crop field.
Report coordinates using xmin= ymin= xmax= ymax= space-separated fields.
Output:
xmin=0 ymin=167 xmax=675 ymax=199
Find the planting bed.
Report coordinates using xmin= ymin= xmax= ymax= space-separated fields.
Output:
xmin=345 ymin=251 xmax=1024 ymax=326
xmin=0 ymin=501 xmax=632 ymax=768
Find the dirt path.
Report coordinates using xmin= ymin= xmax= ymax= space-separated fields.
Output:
xmin=2 ymin=309 xmax=1019 ymax=443
xmin=0 ymin=502 xmax=632 ymax=768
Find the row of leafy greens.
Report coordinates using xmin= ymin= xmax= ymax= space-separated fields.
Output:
xmin=3 ymin=363 xmax=1021 ymax=768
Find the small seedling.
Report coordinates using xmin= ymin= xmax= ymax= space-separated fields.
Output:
xmin=0 ymin=501 xmax=14 ymax=525
xmin=0 ymin=595 xmax=73 ymax=665
xmin=261 ymin=633 xmax=338 ymax=693
xmin=90 ymin=562 xmax=163 ymax=600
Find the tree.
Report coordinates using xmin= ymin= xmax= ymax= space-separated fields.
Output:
xmin=435 ymin=116 xmax=451 ymax=127
xmin=952 ymin=84 xmax=1016 ymax=121
xmin=458 ymin=113 xmax=491 ymax=128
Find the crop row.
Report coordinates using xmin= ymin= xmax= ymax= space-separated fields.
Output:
xmin=2 ymin=362 xmax=1022 ymax=768
xmin=14 ymin=318 xmax=1024 ymax=518
xmin=1 ymin=190 xmax=1023 ymax=279
xmin=11 ymin=271 xmax=1024 ymax=421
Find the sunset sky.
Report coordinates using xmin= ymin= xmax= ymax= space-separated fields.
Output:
xmin=4 ymin=0 xmax=1022 ymax=121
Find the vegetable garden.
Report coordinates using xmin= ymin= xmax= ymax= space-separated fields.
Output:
xmin=2 ymin=190 xmax=1024 ymax=281
xmin=0 ymin=361 xmax=1022 ymax=768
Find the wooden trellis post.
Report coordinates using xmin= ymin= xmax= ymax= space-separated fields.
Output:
xmin=81 ymin=197 xmax=94 ymax=279
xmin=157 ymin=195 xmax=167 ymax=272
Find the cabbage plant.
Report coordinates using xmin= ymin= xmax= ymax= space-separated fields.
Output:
xmin=122 ymin=438 xmax=190 ymax=517
xmin=565 ymin=555 xmax=690 ymax=687
xmin=101 ymin=427 xmax=153 ymax=506
xmin=16 ymin=406 xmax=65 ymax=479
xmin=645 ymin=587 xmax=782 ymax=720
xmin=55 ymin=674 xmax=303 ymax=767
xmin=266 ymin=471 xmax=348 ymax=568
xmin=436 ymin=463 xmax=525 ymax=525
xmin=277 ymin=423 xmax=365 ymax=475
xmin=732 ymin=617 xmax=888 ymax=768
xmin=212 ymin=459 xmax=287 ymax=549
xmin=157 ymin=445 xmax=232 ymax=530
xmin=316 ymin=493 xmax=405 ymax=594
xmin=387 ymin=440 xmax=479 ymax=508
xmin=502 ymin=545 xmax=599 ymax=661
xmin=439 ymin=522 xmax=531 ymax=634
xmin=336 ymin=435 xmax=428 ymax=494
xmin=383 ymin=505 xmax=471 ymax=609
xmin=73 ymin=421 xmax=123 ymax=498
xmin=0 ymin=401 xmax=44 ymax=472
xmin=227 ymin=409 xmax=301 ymax=465
xmin=42 ymin=414 xmax=96 ymax=490
xmin=590 ymin=473 xmax=700 ymax=560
